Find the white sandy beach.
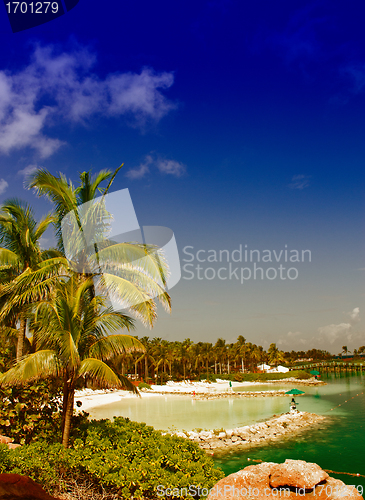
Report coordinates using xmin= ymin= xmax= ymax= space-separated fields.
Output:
xmin=74 ymin=379 xmax=309 ymax=411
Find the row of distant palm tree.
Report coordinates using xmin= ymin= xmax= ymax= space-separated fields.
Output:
xmin=116 ymin=336 xmax=287 ymax=383
xmin=0 ymin=166 xmax=170 ymax=447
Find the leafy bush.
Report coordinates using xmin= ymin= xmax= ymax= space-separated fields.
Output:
xmin=138 ymin=382 xmax=152 ymax=390
xmin=0 ymin=381 xmax=62 ymax=444
xmin=0 ymin=382 xmax=91 ymax=446
xmin=2 ymin=417 xmax=224 ymax=499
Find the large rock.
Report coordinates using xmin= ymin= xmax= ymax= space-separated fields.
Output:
xmin=0 ymin=474 xmax=60 ymax=500
xmin=0 ymin=437 xmax=12 ymax=445
xmin=207 ymin=460 xmax=363 ymax=500
xmin=0 ymin=436 xmax=21 ymax=451
xmin=269 ymin=459 xmax=328 ymax=489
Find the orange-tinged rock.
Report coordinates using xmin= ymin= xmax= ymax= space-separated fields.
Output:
xmin=0 ymin=436 xmax=13 ymax=444
xmin=0 ymin=474 xmax=60 ymax=500
xmin=207 ymin=461 xmax=363 ymax=500
xmin=269 ymin=459 xmax=329 ymax=489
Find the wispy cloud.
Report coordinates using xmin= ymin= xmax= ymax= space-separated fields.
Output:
xmin=126 ymin=153 xmax=186 ymax=179
xmin=277 ymin=330 xmax=307 ymax=347
xmin=17 ymin=164 xmax=39 ymax=178
xmin=0 ymin=179 xmax=8 ymax=195
xmin=317 ymin=307 xmax=360 ymax=345
xmin=348 ymin=307 xmax=360 ymax=323
xmin=289 ymin=174 xmax=311 ymax=190
xmin=125 ymin=155 xmax=154 ymax=180
xmin=0 ymin=44 xmax=176 ymax=158
xmin=156 ymin=159 xmax=186 ymax=176
xmin=317 ymin=322 xmax=352 ymax=345
xmin=341 ymin=63 xmax=365 ymax=94
xmin=266 ymin=5 xmax=327 ymax=68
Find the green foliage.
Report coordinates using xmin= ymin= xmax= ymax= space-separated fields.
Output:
xmin=0 ymin=381 xmax=91 ymax=446
xmin=0 ymin=381 xmax=63 ymax=445
xmin=138 ymin=382 xmax=152 ymax=390
xmin=2 ymin=417 xmax=224 ymax=499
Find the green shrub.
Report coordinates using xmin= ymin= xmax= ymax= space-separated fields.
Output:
xmin=2 ymin=417 xmax=224 ymax=499
xmin=0 ymin=381 xmax=62 ymax=445
xmin=138 ymin=382 xmax=152 ymax=390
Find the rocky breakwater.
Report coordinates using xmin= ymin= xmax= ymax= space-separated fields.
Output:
xmin=170 ymin=411 xmax=326 ymax=453
xmin=206 ymin=459 xmax=363 ymax=500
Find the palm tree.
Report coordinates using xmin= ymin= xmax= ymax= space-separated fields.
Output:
xmin=200 ymin=342 xmax=212 ymax=380
xmin=341 ymin=346 xmax=350 ymax=356
xmin=214 ymin=338 xmax=226 ymax=374
xmin=235 ymin=335 xmax=246 ymax=373
xmin=268 ymin=343 xmax=285 ymax=367
xmin=0 ymin=199 xmax=57 ymax=360
xmin=27 ymin=168 xmax=171 ymax=328
xmin=0 ymin=274 xmax=144 ymax=448
xmin=177 ymin=339 xmax=192 ymax=381
xmin=136 ymin=336 xmax=155 ymax=382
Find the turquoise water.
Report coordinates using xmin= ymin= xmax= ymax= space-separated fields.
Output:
xmin=214 ymin=372 xmax=365 ymax=490
xmin=87 ymin=373 xmax=365 ymax=488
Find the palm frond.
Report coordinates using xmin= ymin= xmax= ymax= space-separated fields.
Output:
xmin=97 ymin=273 xmax=157 ymax=327
xmin=0 ymin=248 xmax=20 ymax=267
xmin=88 ymin=334 xmax=144 ymax=361
xmin=0 ymin=350 xmax=61 ymax=385
xmin=78 ymin=358 xmax=139 ymax=394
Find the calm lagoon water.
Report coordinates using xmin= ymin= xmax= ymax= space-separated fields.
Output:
xmin=87 ymin=373 xmax=365 ymax=487
xmin=215 ymin=373 xmax=365 ymax=490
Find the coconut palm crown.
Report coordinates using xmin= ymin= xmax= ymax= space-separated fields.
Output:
xmin=0 ymin=199 xmax=58 ymax=359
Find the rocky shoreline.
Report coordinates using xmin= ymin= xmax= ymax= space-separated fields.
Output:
xmin=168 ymin=411 xmax=327 ymax=453
xmin=147 ymin=377 xmax=326 ymax=398
xmin=207 ymin=459 xmax=363 ymax=499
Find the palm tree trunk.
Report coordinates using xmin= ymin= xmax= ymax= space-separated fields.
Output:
xmin=62 ymin=381 xmax=75 ymax=448
xmin=145 ymin=356 xmax=148 ymax=380
xmin=16 ymin=314 xmax=26 ymax=361
xmin=61 ymin=373 xmax=68 ymax=436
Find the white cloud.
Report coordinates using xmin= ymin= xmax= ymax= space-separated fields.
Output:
xmin=316 ymin=307 xmax=361 ymax=349
xmin=125 ymin=155 xmax=153 ymax=180
xmin=0 ymin=44 xmax=175 ymax=158
xmin=349 ymin=307 xmax=360 ymax=323
xmin=156 ymin=159 xmax=186 ymax=176
xmin=289 ymin=174 xmax=311 ymax=189
xmin=317 ymin=323 xmax=351 ymax=344
xmin=126 ymin=153 xmax=186 ymax=179
xmin=287 ymin=330 xmax=301 ymax=337
xmin=276 ymin=331 xmax=307 ymax=348
xmin=0 ymin=178 xmax=8 ymax=195
xmin=17 ymin=164 xmax=39 ymax=177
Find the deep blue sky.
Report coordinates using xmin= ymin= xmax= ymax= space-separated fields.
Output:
xmin=0 ymin=0 xmax=364 ymax=353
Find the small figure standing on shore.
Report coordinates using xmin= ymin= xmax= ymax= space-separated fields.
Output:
xmin=290 ymin=397 xmax=298 ymax=412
